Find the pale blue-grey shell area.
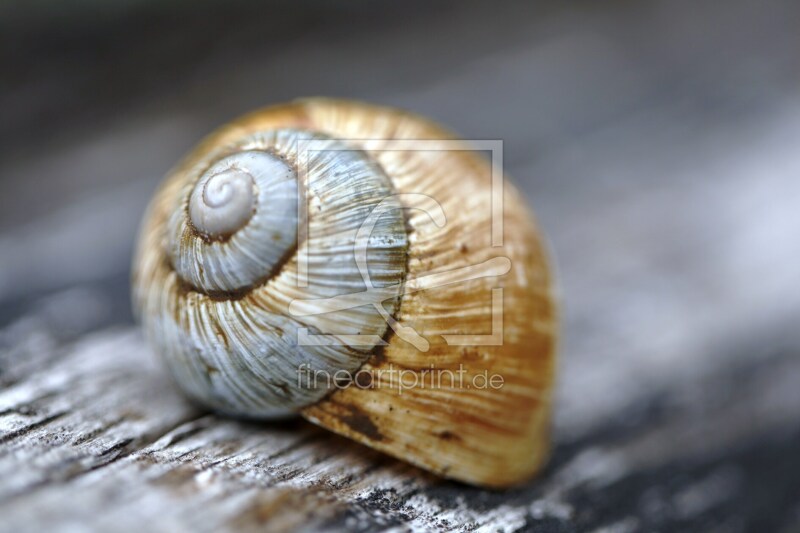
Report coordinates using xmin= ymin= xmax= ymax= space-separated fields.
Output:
xmin=168 ymin=151 xmax=298 ymax=293
xmin=134 ymin=129 xmax=409 ymax=418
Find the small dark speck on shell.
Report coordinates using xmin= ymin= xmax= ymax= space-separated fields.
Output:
xmin=436 ymin=430 xmax=462 ymax=442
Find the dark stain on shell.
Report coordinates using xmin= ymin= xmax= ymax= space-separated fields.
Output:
xmin=335 ymin=403 xmax=384 ymax=442
xmin=369 ymin=343 xmax=388 ymax=366
xmin=354 ymin=371 xmax=373 ymax=389
xmin=271 ymin=380 xmax=293 ymax=400
xmin=436 ymin=430 xmax=462 ymax=442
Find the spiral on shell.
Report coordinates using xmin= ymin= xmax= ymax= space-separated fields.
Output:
xmin=133 ymin=99 xmax=557 ymax=487
xmin=139 ymin=127 xmax=408 ymax=417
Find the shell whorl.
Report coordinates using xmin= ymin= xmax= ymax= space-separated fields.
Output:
xmin=171 ymin=150 xmax=298 ymax=294
xmin=136 ymin=128 xmax=409 ymax=417
xmin=189 ymin=167 xmax=256 ymax=238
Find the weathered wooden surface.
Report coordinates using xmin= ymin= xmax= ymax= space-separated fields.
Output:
xmin=2 ymin=0 xmax=800 ymax=531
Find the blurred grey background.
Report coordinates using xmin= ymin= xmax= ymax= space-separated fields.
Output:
xmin=1 ymin=0 xmax=800 ymax=531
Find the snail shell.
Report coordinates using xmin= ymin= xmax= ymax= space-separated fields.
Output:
xmin=133 ymin=99 xmax=557 ymax=487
